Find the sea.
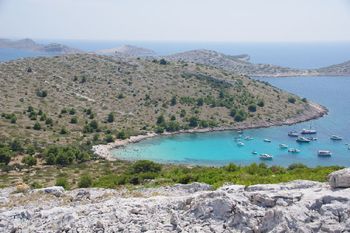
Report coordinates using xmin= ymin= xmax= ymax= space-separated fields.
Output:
xmin=1 ymin=40 xmax=350 ymax=167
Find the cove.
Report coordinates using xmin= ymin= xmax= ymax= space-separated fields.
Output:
xmin=112 ymin=76 xmax=350 ymax=167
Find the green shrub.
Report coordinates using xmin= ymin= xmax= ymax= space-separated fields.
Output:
xmin=159 ymin=58 xmax=167 ymax=65
xmin=117 ymin=131 xmax=127 ymax=140
xmin=69 ymin=108 xmax=76 ymax=115
xmin=70 ymin=116 xmax=78 ymax=124
xmin=0 ymin=147 xmax=12 ymax=165
xmin=43 ymin=145 xmax=91 ymax=166
xmin=288 ymin=97 xmax=296 ymax=104
xmin=129 ymin=160 xmax=161 ymax=174
xmin=36 ymin=89 xmax=47 ymax=98
xmin=22 ymin=156 xmax=37 ymax=166
xmin=105 ymin=134 xmax=114 ymax=143
xmin=45 ymin=118 xmax=53 ymax=126
xmin=107 ymin=112 xmax=114 ymax=123
xmin=170 ymin=96 xmax=177 ymax=106
xmin=33 ymin=122 xmax=41 ymax=130
xmin=78 ymin=174 xmax=93 ymax=188
xmin=248 ymin=104 xmax=257 ymax=112
xmin=55 ymin=177 xmax=69 ymax=189
xmin=156 ymin=115 xmax=165 ymax=125
xmin=60 ymin=127 xmax=68 ymax=135
xmin=188 ymin=116 xmax=199 ymax=127
xmin=10 ymin=115 xmax=17 ymax=124
xmin=257 ymin=100 xmax=265 ymax=107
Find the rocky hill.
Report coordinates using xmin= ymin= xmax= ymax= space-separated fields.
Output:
xmin=166 ymin=49 xmax=313 ymax=77
xmin=0 ymin=54 xmax=325 ymax=145
xmin=1 ymin=168 xmax=349 ymax=232
xmin=0 ymin=38 xmax=81 ymax=54
xmin=315 ymin=60 xmax=350 ymax=76
xmin=96 ymin=45 xmax=156 ymax=57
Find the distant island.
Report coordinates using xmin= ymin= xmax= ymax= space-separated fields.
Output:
xmin=96 ymin=44 xmax=156 ymax=57
xmin=0 ymin=38 xmax=82 ymax=54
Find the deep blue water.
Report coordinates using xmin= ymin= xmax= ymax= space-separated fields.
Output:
xmin=113 ymin=76 xmax=350 ymax=167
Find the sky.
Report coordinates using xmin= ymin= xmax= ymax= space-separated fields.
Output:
xmin=0 ymin=0 xmax=350 ymax=42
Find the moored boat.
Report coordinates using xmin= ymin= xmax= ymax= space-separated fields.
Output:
xmin=264 ymin=139 xmax=271 ymax=143
xmin=301 ymin=129 xmax=317 ymax=134
xmin=330 ymin=135 xmax=343 ymax=141
xmin=296 ymin=137 xmax=311 ymax=143
xmin=252 ymin=151 xmax=258 ymax=155
xmin=237 ymin=142 xmax=245 ymax=146
xmin=288 ymin=131 xmax=299 ymax=137
xmin=259 ymin=153 xmax=273 ymax=160
xmin=288 ymin=148 xmax=300 ymax=153
xmin=244 ymin=136 xmax=254 ymax=141
xmin=279 ymin=144 xmax=288 ymax=149
xmin=318 ymin=150 xmax=332 ymax=156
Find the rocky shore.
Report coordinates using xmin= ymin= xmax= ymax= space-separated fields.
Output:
xmin=93 ymin=102 xmax=327 ymax=161
xmin=0 ymin=168 xmax=349 ymax=232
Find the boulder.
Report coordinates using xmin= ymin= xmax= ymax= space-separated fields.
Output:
xmin=35 ymin=186 xmax=65 ymax=197
xmin=328 ymin=168 xmax=350 ymax=188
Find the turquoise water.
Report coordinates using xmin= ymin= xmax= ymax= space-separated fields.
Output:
xmin=113 ymin=76 xmax=350 ymax=167
xmin=0 ymin=48 xmax=49 ymax=62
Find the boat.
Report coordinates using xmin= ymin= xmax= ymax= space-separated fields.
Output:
xmin=252 ymin=151 xmax=258 ymax=155
xmin=318 ymin=150 xmax=332 ymax=157
xmin=301 ymin=129 xmax=317 ymax=134
xmin=244 ymin=136 xmax=254 ymax=141
xmin=296 ymin=137 xmax=311 ymax=143
xmin=279 ymin=144 xmax=288 ymax=149
xmin=237 ymin=142 xmax=245 ymax=146
xmin=259 ymin=153 xmax=273 ymax=160
xmin=330 ymin=135 xmax=343 ymax=141
xmin=288 ymin=131 xmax=299 ymax=137
xmin=288 ymin=148 xmax=300 ymax=153
xmin=264 ymin=139 xmax=271 ymax=143
xmin=237 ymin=130 xmax=243 ymax=134
xmin=307 ymin=137 xmax=318 ymax=141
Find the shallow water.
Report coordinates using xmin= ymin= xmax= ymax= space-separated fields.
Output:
xmin=112 ymin=76 xmax=350 ymax=167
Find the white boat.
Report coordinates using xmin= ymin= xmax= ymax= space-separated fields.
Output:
xmin=288 ymin=148 xmax=300 ymax=153
xmin=307 ymin=137 xmax=318 ymax=141
xmin=237 ymin=142 xmax=245 ymax=146
xmin=296 ymin=137 xmax=311 ymax=143
xmin=252 ymin=151 xmax=258 ymax=155
xmin=244 ymin=136 xmax=254 ymax=141
xmin=288 ymin=131 xmax=299 ymax=137
xmin=301 ymin=129 xmax=317 ymax=134
xmin=318 ymin=150 xmax=332 ymax=157
xmin=264 ymin=139 xmax=271 ymax=143
xmin=259 ymin=153 xmax=273 ymax=160
xmin=279 ymin=144 xmax=288 ymax=149
xmin=330 ymin=135 xmax=343 ymax=141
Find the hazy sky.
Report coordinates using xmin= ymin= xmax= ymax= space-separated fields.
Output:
xmin=0 ymin=0 xmax=350 ymax=42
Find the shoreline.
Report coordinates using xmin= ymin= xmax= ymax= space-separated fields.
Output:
xmin=92 ymin=102 xmax=328 ymax=161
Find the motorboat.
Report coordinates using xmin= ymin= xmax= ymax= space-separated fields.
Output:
xmin=318 ymin=150 xmax=332 ymax=157
xmin=307 ymin=137 xmax=318 ymax=141
xmin=330 ymin=135 xmax=343 ymax=141
xmin=279 ymin=144 xmax=288 ymax=149
xmin=244 ymin=136 xmax=254 ymax=141
xmin=264 ymin=139 xmax=271 ymax=143
xmin=259 ymin=154 xmax=273 ymax=160
xmin=301 ymin=129 xmax=317 ymax=134
xmin=252 ymin=151 xmax=258 ymax=155
xmin=288 ymin=148 xmax=300 ymax=153
xmin=296 ymin=137 xmax=311 ymax=143
xmin=288 ymin=131 xmax=299 ymax=137
xmin=237 ymin=142 xmax=245 ymax=146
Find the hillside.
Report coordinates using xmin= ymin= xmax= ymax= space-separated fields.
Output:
xmin=315 ymin=60 xmax=350 ymax=76
xmin=166 ymin=49 xmax=317 ymax=77
xmin=96 ymin=45 xmax=156 ymax=57
xmin=0 ymin=38 xmax=81 ymax=54
xmin=0 ymin=54 xmax=324 ymax=146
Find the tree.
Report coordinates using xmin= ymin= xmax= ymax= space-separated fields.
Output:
xmin=69 ymin=108 xmax=76 ymax=115
xmin=45 ymin=118 xmax=53 ymax=126
xmin=188 ymin=116 xmax=199 ymax=127
xmin=129 ymin=160 xmax=161 ymax=174
xmin=60 ymin=127 xmax=68 ymax=134
xmin=117 ymin=130 xmax=127 ymax=140
xmin=197 ymin=98 xmax=204 ymax=106
xmin=33 ymin=122 xmax=41 ymax=130
xmin=159 ymin=59 xmax=167 ymax=65
xmin=105 ymin=134 xmax=114 ymax=143
xmin=156 ymin=115 xmax=165 ymax=125
xmin=89 ymin=120 xmax=99 ymax=130
xmin=107 ymin=112 xmax=114 ymax=123
xmin=248 ymin=104 xmax=257 ymax=112
xmin=0 ymin=147 xmax=12 ymax=165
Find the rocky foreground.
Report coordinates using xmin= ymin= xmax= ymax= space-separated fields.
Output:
xmin=1 ymin=169 xmax=350 ymax=233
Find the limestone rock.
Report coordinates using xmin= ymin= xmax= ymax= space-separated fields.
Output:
xmin=329 ymin=168 xmax=350 ymax=188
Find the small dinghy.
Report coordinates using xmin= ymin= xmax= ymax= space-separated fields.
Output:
xmin=259 ymin=153 xmax=273 ymax=160
xmin=288 ymin=148 xmax=300 ymax=153
xmin=296 ymin=137 xmax=311 ymax=143
xmin=330 ymin=135 xmax=343 ymax=141
xmin=264 ymin=139 xmax=271 ymax=143
xmin=288 ymin=131 xmax=299 ymax=137
xmin=252 ymin=151 xmax=258 ymax=155
xmin=279 ymin=144 xmax=288 ymax=149
xmin=307 ymin=137 xmax=318 ymax=141
xmin=318 ymin=150 xmax=332 ymax=157
xmin=244 ymin=136 xmax=254 ymax=141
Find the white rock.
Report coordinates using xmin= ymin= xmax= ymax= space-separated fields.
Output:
xmin=329 ymin=168 xmax=350 ymax=188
